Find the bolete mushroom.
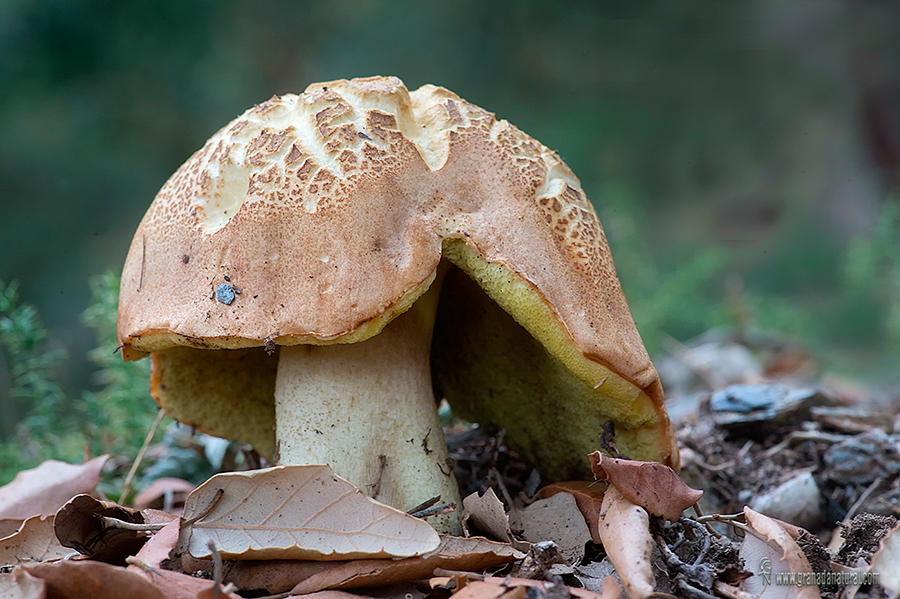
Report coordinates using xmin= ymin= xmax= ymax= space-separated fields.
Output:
xmin=117 ymin=76 xmax=678 ymax=534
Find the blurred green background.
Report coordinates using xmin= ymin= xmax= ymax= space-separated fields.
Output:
xmin=2 ymin=0 xmax=900 ymax=422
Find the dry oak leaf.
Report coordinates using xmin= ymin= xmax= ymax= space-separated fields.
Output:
xmin=435 ymin=575 xmax=620 ymax=599
xmin=0 ymin=567 xmax=46 ymax=599
xmin=589 ymin=452 xmax=701 ymax=522
xmin=597 ymin=485 xmax=654 ymax=599
xmin=509 ymin=491 xmax=592 ymax=565
xmin=740 ymin=507 xmax=820 ymax=599
xmin=289 ymin=535 xmax=524 ymax=595
xmin=0 ymin=519 xmax=24 ymax=539
xmin=133 ymin=477 xmax=195 ymax=512
xmin=0 ymin=456 xmax=109 ymax=520
xmin=869 ymin=519 xmax=900 ymax=593
xmin=0 ymin=515 xmax=71 ymax=567
xmin=54 ymin=494 xmax=148 ymax=565
xmin=180 ymin=464 xmax=440 ymax=560
xmin=461 ymin=488 xmax=511 ymax=542
xmin=24 ymin=559 xmax=165 ymax=599
xmin=127 ymin=518 xmax=242 ymax=599
xmin=538 ymin=481 xmax=607 ymax=544
xmin=290 ymin=592 xmax=380 ymax=599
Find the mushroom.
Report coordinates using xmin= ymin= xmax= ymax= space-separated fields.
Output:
xmin=117 ymin=76 xmax=678 ymax=534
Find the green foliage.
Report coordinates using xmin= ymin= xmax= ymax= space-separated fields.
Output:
xmin=843 ymin=201 xmax=900 ymax=346
xmin=80 ymin=272 xmax=157 ymax=459
xmin=0 ymin=280 xmax=68 ymax=431
xmin=599 ymin=184 xmax=728 ymax=353
xmin=0 ymin=280 xmax=84 ymax=479
xmin=0 ymin=274 xmax=160 ymax=485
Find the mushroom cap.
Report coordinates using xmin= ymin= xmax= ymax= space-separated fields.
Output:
xmin=117 ymin=76 xmax=678 ymax=473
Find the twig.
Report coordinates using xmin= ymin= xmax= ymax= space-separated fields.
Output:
xmin=208 ymin=540 xmax=224 ymax=599
xmin=184 ymin=488 xmax=224 ymax=526
xmin=694 ymin=513 xmax=746 ymax=538
xmin=844 ymin=477 xmax=884 ymax=523
xmin=661 ymin=333 xmax=729 ymax=390
xmin=675 ymin=579 xmax=719 ymax=599
xmin=126 ymin=555 xmax=160 ymax=574
xmin=489 ymin=466 xmax=516 ymax=511
xmin=758 ymin=430 xmax=848 ymax=460
xmin=679 ymin=517 xmax=713 ymax=566
xmin=695 ymin=513 xmax=744 ymax=525
xmin=101 ymin=516 xmax=168 ymax=531
xmin=408 ymin=495 xmax=441 ymax=514
xmin=434 ymin=568 xmax=485 ymax=580
xmin=599 ymin=421 xmax=622 ymax=459
xmin=689 ymin=457 xmax=735 ymax=472
xmin=411 ymin=502 xmax=456 ymax=519
xmin=121 ymin=409 xmax=166 ymax=502
xmin=712 ymin=580 xmax=757 ymax=599
xmin=370 ymin=454 xmax=387 ymax=499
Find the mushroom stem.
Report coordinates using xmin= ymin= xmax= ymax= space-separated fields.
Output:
xmin=274 ymin=279 xmax=462 ymax=534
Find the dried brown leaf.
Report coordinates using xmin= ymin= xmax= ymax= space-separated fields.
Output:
xmin=132 ymin=519 xmax=180 ymax=569
xmin=0 ymin=515 xmax=71 ymax=567
xmin=54 ymin=494 xmax=148 ymax=565
xmin=870 ymin=519 xmax=900 ymax=593
xmin=589 ymin=452 xmax=701 ymax=522
xmin=0 ymin=456 xmax=109 ymax=520
xmin=24 ymin=559 xmax=165 ymax=599
xmin=597 ymin=485 xmax=654 ymax=599
xmin=225 ymin=559 xmax=336 ymax=594
xmin=538 ymin=481 xmax=607 ymax=544
xmin=126 ymin=517 xmax=241 ymax=598
xmin=128 ymin=555 xmax=241 ymax=599
xmin=289 ymin=591 xmax=378 ymax=599
xmin=181 ymin=465 xmax=440 ymax=560
xmin=461 ymin=488 xmax=510 ymax=542
xmin=0 ymin=519 xmax=24 ymax=538
xmin=739 ymin=529 xmax=792 ymax=599
xmin=0 ymin=567 xmax=47 ymax=599
xmin=740 ymin=507 xmax=820 ymax=599
xmin=509 ymin=492 xmax=591 ymax=564
xmin=142 ymin=508 xmax=178 ymax=526
xmin=288 ymin=534 xmax=523 ymax=595
xmin=133 ymin=478 xmax=195 ymax=512
xmin=438 ymin=576 xmax=620 ymax=599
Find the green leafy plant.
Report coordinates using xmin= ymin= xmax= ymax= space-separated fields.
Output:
xmin=0 ymin=280 xmax=83 ymax=480
xmin=80 ymin=272 xmax=157 ymax=458
xmin=599 ymin=184 xmax=728 ymax=353
xmin=0 ymin=274 xmax=161 ymax=484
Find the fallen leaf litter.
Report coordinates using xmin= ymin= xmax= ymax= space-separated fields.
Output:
xmin=3 ymin=370 xmax=900 ymax=599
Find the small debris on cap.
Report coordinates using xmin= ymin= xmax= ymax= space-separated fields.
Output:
xmin=216 ymin=283 xmax=235 ymax=305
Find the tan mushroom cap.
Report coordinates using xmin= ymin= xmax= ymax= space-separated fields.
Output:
xmin=117 ymin=76 xmax=679 ymax=476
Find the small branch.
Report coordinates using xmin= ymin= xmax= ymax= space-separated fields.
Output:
xmin=599 ymin=421 xmax=622 ymax=459
xmin=184 ymin=488 xmax=224 ymax=526
xmin=408 ymin=495 xmax=441 ymax=514
xmin=121 ymin=409 xmax=166 ymax=502
xmin=434 ymin=568 xmax=485 ymax=580
xmin=411 ymin=502 xmax=456 ymax=519
xmin=126 ymin=555 xmax=159 ymax=574
xmin=844 ymin=477 xmax=884 ymax=523
xmin=101 ymin=516 xmax=168 ymax=531
xmin=679 ymin=517 xmax=713 ymax=566
xmin=208 ymin=540 xmax=224 ymax=599
xmin=713 ymin=580 xmax=758 ymax=599
xmin=370 ymin=455 xmax=387 ymax=499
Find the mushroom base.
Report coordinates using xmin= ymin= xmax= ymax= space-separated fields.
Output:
xmin=274 ymin=292 xmax=462 ymax=534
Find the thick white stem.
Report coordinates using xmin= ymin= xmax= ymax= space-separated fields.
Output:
xmin=274 ymin=288 xmax=461 ymax=533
